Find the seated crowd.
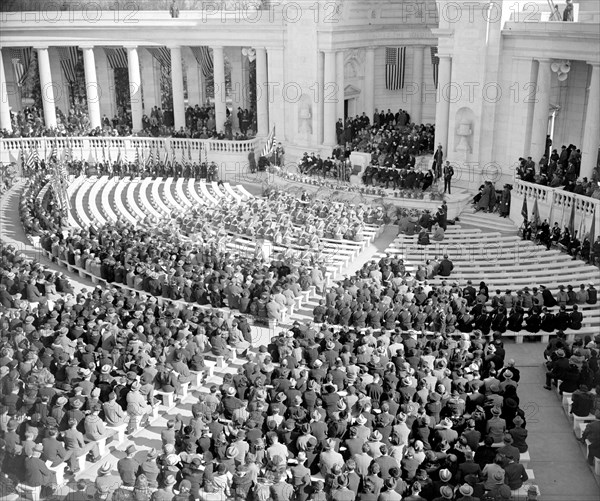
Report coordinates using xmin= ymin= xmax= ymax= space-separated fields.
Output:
xmin=19 ymin=170 xmax=386 ymax=323
xmin=312 ymin=251 xmax=595 ymax=335
xmin=1 ymin=229 xmax=547 ymax=501
xmin=522 ymin=219 xmax=600 ymax=267
xmin=543 ymin=332 xmax=600 ymax=467
xmin=515 ymin=146 xmax=600 ymax=201
xmin=3 ymin=149 xmax=597 ymax=501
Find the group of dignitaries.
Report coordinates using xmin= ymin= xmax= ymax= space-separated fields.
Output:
xmin=1 ymin=225 xmax=542 ymax=500
xmin=299 ymin=116 xmax=437 ymax=191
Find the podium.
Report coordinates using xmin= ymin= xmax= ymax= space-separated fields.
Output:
xmin=349 ymin=152 xmax=371 ymax=185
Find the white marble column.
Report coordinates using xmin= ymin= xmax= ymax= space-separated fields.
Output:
xmin=336 ymin=50 xmax=345 ymax=121
xmin=0 ymin=49 xmax=13 ymax=132
xmin=412 ymin=46 xmax=425 ymax=124
xmin=2 ymin=50 xmax=21 ymax=115
xmin=434 ymin=54 xmax=452 ymax=154
xmin=94 ymin=48 xmax=116 ymax=120
xmin=241 ymin=54 xmax=250 ymax=109
xmin=126 ymin=46 xmax=143 ymax=132
xmin=364 ymin=47 xmax=375 ymax=119
xmin=228 ymin=47 xmax=244 ymax=125
xmin=80 ymin=46 xmax=101 ymax=129
xmin=139 ymin=49 xmax=158 ymax=114
xmin=323 ymin=50 xmax=337 ymax=146
xmin=267 ymin=47 xmax=285 ymax=140
xmin=184 ymin=48 xmax=204 ymax=107
xmin=581 ymin=62 xmax=600 ymax=179
xmin=36 ymin=47 xmax=57 ymax=128
xmin=212 ymin=46 xmax=227 ymax=133
xmin=255 ymin=47 xmax=269 ymax=136
xmin=530 ymin=58 xmax=552 ymax=162
xmin=170 ymin=46 xmax=185 ymax=130
xmin=48 ymin=47 xmax=70 ymax=116
xmin=317 ymin=51 xmax=324 ymax=145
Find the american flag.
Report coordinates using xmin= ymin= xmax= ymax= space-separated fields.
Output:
xmin=58 ymin=47 xmax=80 ymax=84
xmin=261 ymin=126 xmax=276 ymax=158
xmin=385 ymin=47 xmax=406 ymax=91
xmin=163 ymin=148 xmax=171 ymax=168
xmin=190 ymin=46 xmax=213 ymax=78
xmin=104 ymin=47 xmax=128 ymax=69
xmin=431 ymin=46 xmax=439 ymax=89
xmin=26 ymin=147 xmax=39 ymax=169
xmin=47 ymin=143 xmax=58 ymax=162
xmin=146 ymin=47 xmax=171 ymax=72
xmin=147 ymin=148 xmax=155 ymax=168
xmin=63 ymin=138 xmax=73 ymax=163
xmin=135 ymin=147 xmax=141 ymax=166
xmin=8 ymin=48 xmax=32 ymax=87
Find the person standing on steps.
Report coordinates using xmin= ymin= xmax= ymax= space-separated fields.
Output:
xmin=443 ymin=161 xmax=454 ymax=195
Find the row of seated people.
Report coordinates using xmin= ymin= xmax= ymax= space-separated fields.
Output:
xmin=0 ymin=232 xmax=540 ymax=500
xmin=362 ymin=167 xmax=437 ymax=193
xmin=297 ymin=153 xmax=354 ymax=181
xmin=524 ymin=219 xmax=600 ymax=266
xmin=311 ymin=255 xmax=595 ymax=333
xmin=543 ymin=332 xmax=600 ymax=468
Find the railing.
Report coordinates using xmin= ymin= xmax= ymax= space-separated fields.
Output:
xmin=0 ymin=136 xmax=260 ymax=162
xmin=513 ymin=180 xmax=599 ymax=230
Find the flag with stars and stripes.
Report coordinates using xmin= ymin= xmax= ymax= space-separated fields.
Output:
xmin=385 ymin=47 xmax=406 ymax=91
xmin=7 ymin=47 xmax=32 ymax=87
xmin=146 ymin=47 xmax=171 ymax=72
xmin=26 ymin=147 xmax=39 ymax=170
xmin=261 ymin=126 xmax=276 ymax=158
xmin=47 ymin=143 xmax=58 ymax=162
xmin=431 ymin=46 xmax=439 ymax=89
xmin=104 ymin=47 xmax=128 ymax=69
xmin=163 ymin=148 xmax=170 ymax=169
xmin=190 ymin=46 xmax=213 ymax=78
xmin=58 ymin=47 xmax=80 ymax=85
xmin=147 ymin=147 xmax=155 ymax=168
xmin=135 ymin=147 xmax=141 ymax=166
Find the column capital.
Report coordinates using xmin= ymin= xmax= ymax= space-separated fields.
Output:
xmin=123 ymin=45 xmax=139 ymax=51
xmin=79 ymin=45 xmax=95 ymax=51
xmin=535 ymin=58 xmax=552 ymax=64
xmin=33 ymin=45 xmax=50 ymax=50
xmin=587 ymin=61 xmax=600 ymax=68
xmin=211 ymin=45 xmax=224 ymax=51
xmin=167 ymin=45 xmax=182 ymax=50
xmin=437 ymin=52 xmax=452 ymax=60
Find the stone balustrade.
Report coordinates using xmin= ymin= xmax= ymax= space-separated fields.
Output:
xmin=0 ymin=136 xmax=260 ymax=164
xmin=511 ymin=180 xmax=599 ymax=232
